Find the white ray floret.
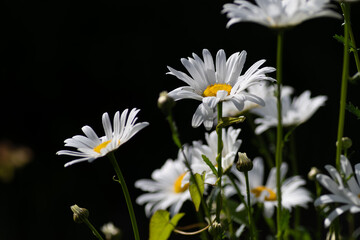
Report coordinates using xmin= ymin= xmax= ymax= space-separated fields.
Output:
xmin=167 ymin=49 xmax=276 ymax=130
xmin=135 ymin=146 xmax=194 ymax=217
xmin=57 ymin=108 xmax=149 ymax=167
xmin=226 ymin=157 xmax=312 ymax=218
xmin=222 ymin=0 xmax=341 ymax=29
xmin=315 ymin=155 xmax=360 ymax=228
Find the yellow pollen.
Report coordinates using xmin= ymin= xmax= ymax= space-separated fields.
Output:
xmin=251 ymin=186 xmax=277 ymax=201
xmin=203 ymin=84 xmax=232 ymax=97
xmin=174 ymin=173 xmax=189 ymax=193
xmin=93 ymin=140 xmax=111 ymax=153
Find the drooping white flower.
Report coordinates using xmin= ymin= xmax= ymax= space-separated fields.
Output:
xmin=185 ymin=126 xmax=242 ymax=185
xmin=167 ymin=49 xmax=276 ymax=130
xmin=222 ymin=0 xmax=341 ymax=29
xmin=314 ymin=155 xmax=360 ymax=228
xmin=248 ymin=84 xmax=327 ymax=134
xmin=226 ymin=157 xmax=312 ymax=218
xmin=57 ymin=109 xmax=149 ymax=167
xmin=135 ymin=146 xmax=194 ymax=217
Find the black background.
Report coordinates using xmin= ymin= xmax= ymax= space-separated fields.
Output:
xmin=0 ymin=0 xmax=360 ymax=239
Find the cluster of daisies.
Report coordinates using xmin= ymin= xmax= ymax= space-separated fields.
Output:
xmin=56 ymin=0 xmax=360 ymax=238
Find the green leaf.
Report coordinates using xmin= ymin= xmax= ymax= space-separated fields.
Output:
xmin=346 ymin=102 xmax=360 ymax=119
xmin=333 ymin=34 xmax=360 ymax=53
xmin=201 ymin=155 xmax=218 ymax=177
xmin=149 ymin=210 xmax=185 ymax=240
xmin=216 ymin=116 xmax=246 ymax=132
xmin=189 ymin=173 xmax=205 ymax=212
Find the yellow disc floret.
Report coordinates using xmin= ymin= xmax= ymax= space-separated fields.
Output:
xmin=93 ymin=140 xmax=111 ymax=153
xmin=251 ymin=186 xmax=277 ymax=201
xmin=203 ymin=84 xmax=232 ymax=97
xmin=174 ymin=173 xmax=190 ymax=193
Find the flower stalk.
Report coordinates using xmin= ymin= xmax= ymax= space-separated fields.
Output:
xmin=108 ymin=152 xmax=140 ymax=240
xmin=336 ymin=2 xmax=351 ymax=171
xmin=216 ymin=102 xmax=224 ymax=223
xmin=275 ymin=29 xmax=284 ymax=240
xmin=244 ymin=171 xmax=255 ymax=240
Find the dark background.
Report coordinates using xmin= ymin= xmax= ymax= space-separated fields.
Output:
xmin=0 ymin=0 xmax=360 ymax=239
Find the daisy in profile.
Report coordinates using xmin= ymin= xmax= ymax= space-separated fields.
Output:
xmin=167 ymin=49 xmax=276 ymax=130
xmin=57 ymin=108 xmax=149 ymax=167
xmin=226 ymin=157 xmax=312 ymax=218
xmin=186 ymin=126 xmax=242 ymax=185
xmin=222 ymin=0 xmax=341 ymax=29
xmin=314 ymin=155 xmax=360 ymax=228
xmin=135 ymin=146 xmax=194 ymax=217
xmin=249 ymin=84 xmax=327 ymax=135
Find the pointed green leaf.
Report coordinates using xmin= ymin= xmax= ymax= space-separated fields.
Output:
xmin=346 ymin=102 xmax=360 ymax=120
xmin=149 ymin=210 xmax=185 ymax=240
xmin=201 ymin=155 xmax=218 ymax=177
xmin=189 ymin=173 xmax=205 ymax=212
xmin=216 ymin=116 xmax=246 ymax=132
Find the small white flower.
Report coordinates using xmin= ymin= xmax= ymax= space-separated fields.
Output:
xmin=135 ymin=146 xmax=193 ymax=217
xmin=57 ymin=108 xmax=149 ymax=167
xmin=167 ymin=49 xmax=276 ymax=130
xmin=227 ymin=157 xmax=312 ymax=218
xmin=314 ymin=155 xmax=360 ymax=228
xmin=186 ymin=127 xmax=242 ymax=185
xmin=249 ymin=84 xmax=327 ymax=134
xmin=101 ymin=222 xmax=121 ymax=240
xmin=222 ymin=0 xmax=341 ymax=29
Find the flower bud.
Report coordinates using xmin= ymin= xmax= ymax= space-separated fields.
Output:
xmin=336 ymin=137 xmax=352 ymax=150
xmin=71 ymin=204 xmax=89 ymax=224
xmin=308 ymin=167 xmax=321 ymax=181
xmin=236 ymin=152 xmax=253 ymax=172
xmin=157 ymin=91 xmax=175 ymax=116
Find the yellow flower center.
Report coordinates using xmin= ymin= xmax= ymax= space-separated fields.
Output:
xmin=251 ymin=186 xmax=277 ymax=201
xmin=173 ymin=173 xmax=189 ymax=193
xmin=93 ymin=140 xmax=111 ymax=153
xmin=203 ymin=84 xmax=232 ymax=97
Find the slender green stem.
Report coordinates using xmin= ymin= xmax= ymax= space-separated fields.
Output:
xmin=166 ymin=112 xmax=211 ymax=223
xmin=244 ymin=171 xmax=255 ymax=240
xmin=347 ymin=14 xmax=360 ymax=73
xmin=83 ymin=218 xmax=105 ymax=240
xmin=216 ymin=102 xmax=224 ymax=223
xmin=336 ymin=2 xmax=350 ymax=171
xmin=108 ymin=153 xmax=140 ymax=240
xmin=275 ymin=29 xmax=284 ymax=240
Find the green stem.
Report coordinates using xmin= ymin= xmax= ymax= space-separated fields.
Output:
xmin=336 ymin=2 xmax=350 ymax=171
xmin=216 ymin=102 xmax=224 ymax=223
xmin=166 ymin=111 xmax=211 ymax=223
xmin=244 ymin=171 xmax=255 ymax=240
xmin=108 ymin=153 xmax=140 ymax=240
xmin=83 ymin=218 xmax=105 ymax=240
xmin=347 ymin=17 xmax=360 ymax=73
xmin=275 ymin=29 xmax=284 ymax=240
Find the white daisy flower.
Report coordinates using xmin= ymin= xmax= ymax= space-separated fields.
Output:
xmin=167 ymin=49 xmax=276 ymax=130
xmin=57 ymin=108 xmax=149 ymax=167
xmin=223 ymin=82 xmax=293 ymax=117
xmin=249 ymin=84 xmax=327 ymax=134
xmin=135 ymin=146 xmax=193 ymax=217
xmin=222 ymin=0 xmax=341 ymax=29
xmin=314 ymin=155 xmax=360 ymax=228
xmin=185 ymin=126 xmax=242 ymax=185
xmin=226 ymin=157 xmax=312 ymax=218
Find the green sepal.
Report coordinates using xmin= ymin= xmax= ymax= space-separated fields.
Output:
xmin=149 ymin=210 xmax=185 ymax=240
xmin=189 ymin=172 xmax=205 ymax=212
xmin=216 ymin=116 xmax=246 ymax=132
xmin=202 ymin=154 xmax=218 ymax=177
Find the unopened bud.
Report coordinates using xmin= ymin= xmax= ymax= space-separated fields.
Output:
xmin=336 ymin=137 xmax=352 ymax=150
xmin=308 ymin=167 xmax=321 ymax=181
xmin=157 ymin=91 xmax=175 ymax=116
xmin=208 ymin=220 xmax=222 ymax=236
xmin=236 ymin=152 xmax=253 ymax=172
xmin=71 ymin=204 xmax=89 ymax=224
